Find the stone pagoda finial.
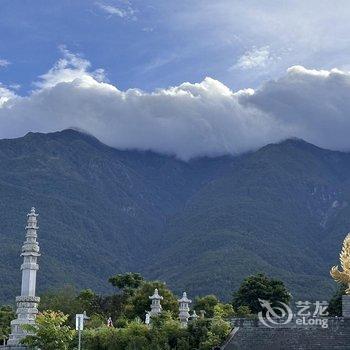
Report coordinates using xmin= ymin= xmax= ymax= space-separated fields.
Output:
xmin=29 ymin=207 xmax=36 ymax=215
xmin=191 ymin=310 xmax=198 ymax=320
xmin=178 ymin=292 xmax=192 ymax=327
xmin=7 ymin=207 xmax=41 ymax=346
xmin=149 ymin=288 xmax=163 ymax=316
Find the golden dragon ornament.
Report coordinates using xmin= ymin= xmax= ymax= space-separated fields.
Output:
xmin=330 ymin=233 xmax=350 ymax=294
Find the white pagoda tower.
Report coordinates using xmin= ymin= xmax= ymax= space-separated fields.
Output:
xmin=7 ymin=208 xmax=41 ymax=346
xmin=178 ymin=292 xmax=192 ymax=327
xmin=149 ymin=288 xmax=163 ymax=316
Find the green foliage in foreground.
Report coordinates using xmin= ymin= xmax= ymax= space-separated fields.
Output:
xmin=83 ymin=312 xmax=231 ymax=350
xmin=21 ymin=311 xmax=75 ymax=350
xmin=18 ymin=272 xmax=236 ymax=349
xmin=18 ymin=310 xmax=230 ymax=350
xmin=0 ymin=305 xmax=15 ymax=341
xmin=15 ymin=272 xmax=293 ymax=349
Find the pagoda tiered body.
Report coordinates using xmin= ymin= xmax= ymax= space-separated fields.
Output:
xmin=7 ymin=208 xmax=41 ymax=346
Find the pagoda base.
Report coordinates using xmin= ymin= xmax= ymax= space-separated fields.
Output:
xmin=7 ymin=296 xmax=39 ymax=346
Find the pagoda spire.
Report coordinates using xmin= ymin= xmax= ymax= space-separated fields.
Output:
xmin=7 ymin=207 xmax=41 ymax=346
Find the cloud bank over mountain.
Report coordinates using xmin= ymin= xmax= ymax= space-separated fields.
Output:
xmin=0 ymin=50 xmax=350 ymax=160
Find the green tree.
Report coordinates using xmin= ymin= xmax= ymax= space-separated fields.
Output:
xmin=109 ymin=273 xmax=144 ymax=295
xmin=69 ymin=295 xmax=230 ymax=350
xmin=207 ymin=316 xmax=231 ymax=345
xmin=93 ymin=293 xmax=125 ymax=322
xmin=147 ymin=312 xmax=187 ymax=349
xmin=328 ymin=284 xmax=347 ymax=316
xmin=235 ymin=305 xmax=252 ymax=317
xmin=120 ymin=321 xmax=150 ymax=350
xmin=77 ymin=289 xmax=104 ymax=317
xmin=188 ymin=319 xmax=210 ymax=349
xmin=21 ymin=310 xmax=75 ymax=350
xmin=213 ymin=303 xmax=234 ymax=319
xmin=40 ymin=285 xmax=82 ymax=315
xmin=232 ymin=273 xmax=291 ymax=314
xmin=188 ymin=317 xmax=230 ymax=350
xmin=193 ymin=295 xmax=219 ymax=318
xmin=85 ymin=314 xmax=106 ymax=329
xmin=83 ymin=326 xmax=121 ymax=350
xmin=84 ymin=322 xmax=151 ymax=350
xmin=0 ymin=305 xmax=15 ymax=342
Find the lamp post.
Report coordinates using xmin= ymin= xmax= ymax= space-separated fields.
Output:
xmin=76 ymin=311 xmax=89 ymax=350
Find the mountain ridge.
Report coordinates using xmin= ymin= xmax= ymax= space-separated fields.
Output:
xmin=0 ymin=129 xmax=346 ymax=303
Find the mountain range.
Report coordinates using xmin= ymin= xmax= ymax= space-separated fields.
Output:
xmin=0 ymin=129 xmax=348 ymax=303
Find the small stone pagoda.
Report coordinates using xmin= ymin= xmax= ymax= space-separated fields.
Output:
xmin=7 ymin=208 xmax=41 ymax=347
xmin=149 ymin=288 xmax=163 ymax=316
xmin=178 ymin=292 xmax=192 ymax=327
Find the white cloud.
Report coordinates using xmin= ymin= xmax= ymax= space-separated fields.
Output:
xmin=241 ymin=65 xmax=350 ymax=151
xmin=231 ymin=46 xmax=271 ymax=70
xmin=141 ymin=54 xmax=179 ymax=73
xmin=96 ymin=2 xmax=136 ymax=20
xmin=0 ymin=59 xmax=10 ymax=67
xmin=164 ymin=0 xmax=350 ymax=88
xmin=9 ymin=84 xmax=21 ymax=90
xmin=35 ymin=46 xmax=105 ymax=89
xmin=2 ymin=51 xmax=350 ymax=159
xmin=0 ymin=84 xmax=16 ymax=106
xmin=142 ymin=27 xmax=154 ymax=33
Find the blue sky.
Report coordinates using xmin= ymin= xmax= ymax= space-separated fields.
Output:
xmin=2 ymin=1 xmax=350 ymax=159
xmin=2 ymin=0 xmax=350 ymax=93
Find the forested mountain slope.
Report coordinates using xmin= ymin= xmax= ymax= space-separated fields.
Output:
xmin=0 ymin=130 xmax=348 ymax=302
